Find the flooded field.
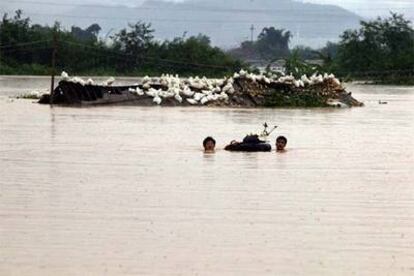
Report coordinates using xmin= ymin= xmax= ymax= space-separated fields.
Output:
xmin=1 ymin=76 xmax=414 ymax=275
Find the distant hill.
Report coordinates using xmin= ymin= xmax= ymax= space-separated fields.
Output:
xmin=71 ymin=0 xmax=362 ymax=48
xmin=3 ymin=0 xmax=363 ymax=48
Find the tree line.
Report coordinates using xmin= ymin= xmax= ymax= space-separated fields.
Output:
xmin=0 ymin=10 xmax=243 ymax=77
xmin=1 ymin=10 xmax=413 ymax=83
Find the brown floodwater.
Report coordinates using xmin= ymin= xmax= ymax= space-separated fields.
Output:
xmin=1 ymin=76 xmax=414 ymax=275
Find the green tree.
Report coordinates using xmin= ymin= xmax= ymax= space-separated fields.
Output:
xmin=291 ymin=45 xmax=319 ymax=60
xmin=336 ymin=13 xmax=414 ymax=76
xmin=151 ymin=34 xmax=243 ymax=77
xmin=256 ymin=27 xmax=291 ymax=60
xmin=0 ymin=11 xmax=244 ymax=77
xmin=111 ymin=21 xmax=155 ymax=70
xmin=112 ymin=22 xmax=154 ymax=54
xmin=228 ymin=27 xmax=291 ymax=61
xmin=71 ymin=23 xmax=101 ymax=42
xmin=285 ymin=50 xmax=321 ymax=78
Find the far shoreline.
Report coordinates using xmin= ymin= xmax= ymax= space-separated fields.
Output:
xmin=1 ymin=75 xmax=412 ymax=86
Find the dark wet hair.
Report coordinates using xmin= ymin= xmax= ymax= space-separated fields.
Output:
xmin=203 ymin=136 xmax=216 ymax=147
xmin=276 ymin=136 xmax=287 ymax=144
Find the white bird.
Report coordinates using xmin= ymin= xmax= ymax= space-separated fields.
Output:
xmin=206 ymin=94 xmax=217 ymax=101
xmin=187 ymin=98 xmax=198 ymax=105
xmin=136 ymin=88 xmax=144 ymax=96
xmin=160 ymin=78 xmax=169 ymax=87
xmin=146 ymin=88 xmax=159 ymax=98
xmin=174 ymin=94 xmax=183 ymax=103
xmin=171 ymin=87 xmax=180 ymax=95
xmin=181 ymin=87 xmax=195 ymax=97
xmin=332 ymin=78 xmax=341 ymax=86
xmin=293 ymin=80 xmax=301 ymax=88
xmin=104 ymin=77 xmax=115 ymax=86
xmin=278 ymin=76 xmax=286 ymax=83
xmin=212 ymin=86 xmax=221 ymax=94
xmin=239 ymin=69 xmax=247 ymax=77
xmin=222 ymin=83 xmax=235 ymax=94
xmin=218 ymin=92 xmax=229 ymax=101
xmin=190 ymin=82 xmax=204 ymax=90
xmin=70 ymin=77 xmax=86 ymax=86
xmin=85 ymin=78 xmax=94 ymax=85
xmin=215 ymin=79 xmax=225 ymax=86
xmin=153 ymin=96 xmax=162 ymax=105
xmin=246 ymin=73 xmax=255 ymax=81
xmin=202 ymin=90 xmax=212 ymax=95
xmin=159 ymin=91 xmax=173 ymax=99
xmin=61 ymin=71 xmax=69 ymax=81
xmin=285 ymin=75 xmax=295 ymax=82
xmin=193 ymin=93 xmax=204 ymax=102
xmin=142 ymin=76 xmax=151 ymax=83
xmin=301 ymin=75 xmax=311 ymax=85
xmin=143 ymin=83 xmax=151 ymax=90
xmin=317 ymin=75 xmax=324 ymax=83
xmin=310 ymin=74 xmax=323 ymax=85
xmin=200 ymin=96 xmax=209 ymax=105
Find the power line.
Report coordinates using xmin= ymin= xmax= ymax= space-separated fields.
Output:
xmin=250 ymin=25 xmax=255 ymax=42
xmin=0 ymin=39 xmax=51 ymax=49
xmin=60 ymin=40 xmax=234 ymax=69
xmin=2 ymin=40 xmax=413 ymax=75
xmin=0 ymin=42 xmax=235 ymax=70
xmin=0 ymin=45 xmax=52 ymax=54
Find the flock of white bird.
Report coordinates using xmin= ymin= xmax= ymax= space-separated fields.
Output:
xmin=60 ymin=70 xmax=342 ymax=105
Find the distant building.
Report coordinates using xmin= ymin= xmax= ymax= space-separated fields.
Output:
xmin=247 ymin=59 xmax=286 ymax=73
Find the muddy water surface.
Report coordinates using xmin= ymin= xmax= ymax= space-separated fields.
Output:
xmin=1 ymin=76 xmax=414 ymax=275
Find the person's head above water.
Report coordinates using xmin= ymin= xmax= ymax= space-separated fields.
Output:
xmin=276 ymin=136 xmax=287 ymax=151
xmin=203 ymin=136 xmax=216 ymax=152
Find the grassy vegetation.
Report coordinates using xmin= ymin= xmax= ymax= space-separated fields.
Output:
xmin=264 ymin=89 xmax=328 ymax=107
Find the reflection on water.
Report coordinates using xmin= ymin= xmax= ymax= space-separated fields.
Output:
xmin=1 ymin=77 xmax=414 ymax=275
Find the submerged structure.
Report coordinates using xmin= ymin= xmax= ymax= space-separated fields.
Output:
xmin=39 ymin=71 xmax=363 ymax=108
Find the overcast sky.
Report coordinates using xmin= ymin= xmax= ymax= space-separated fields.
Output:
xmin=302 ymin=0 xmax=413 ymax=17
xmin=66 ymin=0 xmax=413 ymax=19
xmin=2 ymin=0 xmax=413 ymax=20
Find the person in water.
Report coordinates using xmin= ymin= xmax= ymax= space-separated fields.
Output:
xmin=203 ymin=136 xmax=216 ymax=152
xmin=276 ymin=136 xmax=287 ymax=152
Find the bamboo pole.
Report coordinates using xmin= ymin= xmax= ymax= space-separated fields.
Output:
xmin=50 ymin=30 xmax=58 ymax=104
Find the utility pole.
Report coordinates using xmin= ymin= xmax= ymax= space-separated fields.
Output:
xmin=250 ymin=24 xmax=255 ymax=42
xmin=182 ymin=31 xmax=188 ymax=40
xmin=50 ymin=29 xmax=58 ymax=104
xmin=0 ymin=35 xmax=3 ymax=72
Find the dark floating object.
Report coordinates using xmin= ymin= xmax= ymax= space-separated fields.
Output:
xmin=379 ymin=100 xmax=388 ymax=104
xmin=40 ymin=81 xmax=146 ymax=106
xmin=225 ymin=135 xmax=272 ymax=152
